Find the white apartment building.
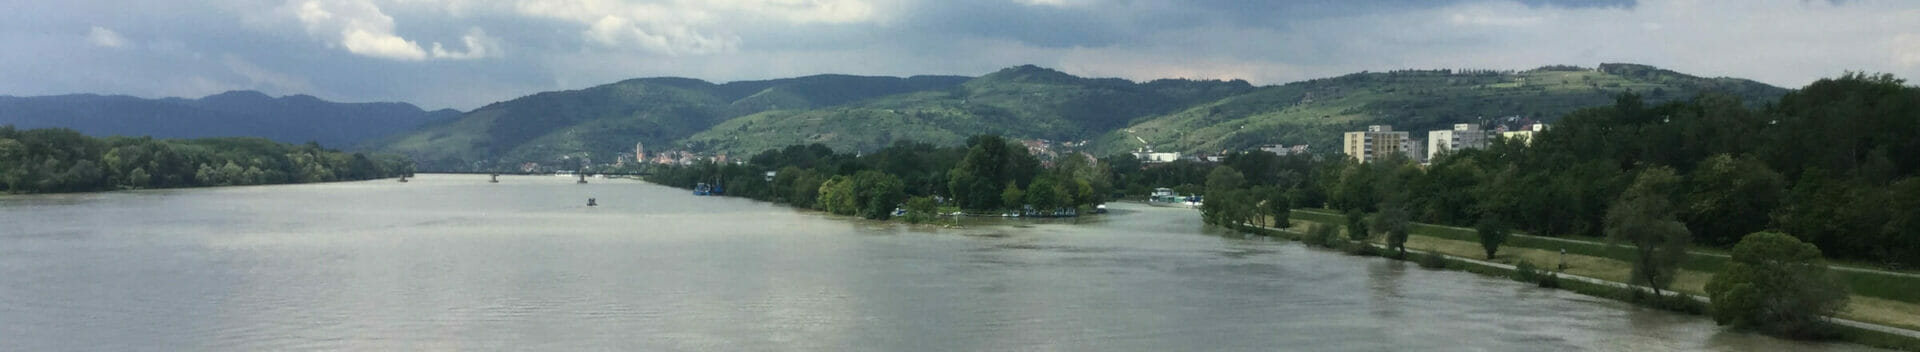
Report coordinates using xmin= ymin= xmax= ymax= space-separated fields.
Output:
xmin=1427 ymin=123 xmax=1494 ymax=161
xmin=1343 ymin=125 xmax=1409 ymax=163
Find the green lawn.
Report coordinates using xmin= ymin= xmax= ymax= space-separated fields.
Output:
xmin=1290 ymin=209 xmax=1920 ymax=304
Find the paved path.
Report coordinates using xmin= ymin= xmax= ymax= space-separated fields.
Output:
xmin=1241 ymin=222 xmax=1920 ymax=340
xmin=1291 ymin=209 xmax=1920 ymax=279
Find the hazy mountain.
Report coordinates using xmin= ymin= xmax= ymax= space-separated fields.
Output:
xmin=373 ymin=74 xmax=970 ymax=170
xmin=373 ymin=64 xmax=1788 ymax=171
xmin=0 ymin=91 xmax=457 ymax=148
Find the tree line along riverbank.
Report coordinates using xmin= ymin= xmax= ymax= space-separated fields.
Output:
xmin=1187 ymin=74 xmax=1920 ymax=347
xmin=646 ymin=136 xmax=1112 ymax=223
xmin=0 ymin=126 xmax=413 ymax=194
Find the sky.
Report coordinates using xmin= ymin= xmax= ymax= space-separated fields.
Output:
xmin=3 ymin=0 xmax=1918 ymax=111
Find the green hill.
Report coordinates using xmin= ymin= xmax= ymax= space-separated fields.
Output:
xmin=680 ymin=65 xmax=1255 ymax=154
xmin=1094 ymin=64 xmax=1787 ymax=155
xmin=373 ymin=63 xmax=1787 ymax=171
xmin=371 ymin=74 xmax=968 ymax=170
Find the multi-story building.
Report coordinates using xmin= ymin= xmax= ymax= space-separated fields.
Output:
xmin=1427 ymin=123 xmax=1494 ymax=161
xmin=1500 ymin=123 xmax=1549 ymax=145
xmin=1343 ymin=125 xmax=1409 ymax=163
xmin=1259 ymin=144 xmax=1311 ymax=156
xmin=1402 ymin=138 xmax=1427 ymax=164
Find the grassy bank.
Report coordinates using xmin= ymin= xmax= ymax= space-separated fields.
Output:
xmin=1229 ymin=222 xmax=1920 ymax=351
xmin=1289 ymin=209 xmax=1920 ymax=305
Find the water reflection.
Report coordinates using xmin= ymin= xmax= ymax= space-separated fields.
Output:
xmin=0 ymin=174 xmax=1888 ymax=351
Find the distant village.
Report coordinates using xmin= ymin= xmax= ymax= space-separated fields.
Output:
xmin=1340 ymin=119 xmax=1548 ymax=165
xmin=513 ymin=119 xmax=1547 ymax=173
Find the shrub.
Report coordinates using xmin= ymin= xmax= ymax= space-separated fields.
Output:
xmin=1305 ymin=224 xmax=1340 ymax=248
xmin=1706 ymin=232 xmax=1849 ymax=338
xmin=1536 ymin=271 xmax=1561 ymax=289
xmin=1418 ymin=249 xmax=1449 ymax=269
xmin=1514 ymin=260 xmax=1541 ymax=283
xmin=1343 ymin=241 xmax=1377 ymax=257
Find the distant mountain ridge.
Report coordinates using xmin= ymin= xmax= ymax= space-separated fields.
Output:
xmin=0 ymin=91 xmax=458 ymax=148
xmin=375 ymin=64 xmax=1785 ymax=170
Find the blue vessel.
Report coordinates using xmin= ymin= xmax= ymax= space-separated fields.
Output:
xmin=694 ymin=182 xmax=712 ymax=196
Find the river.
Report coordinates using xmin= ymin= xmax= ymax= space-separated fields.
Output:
xmin=0 ymin=174 xmax=1884 ymax=351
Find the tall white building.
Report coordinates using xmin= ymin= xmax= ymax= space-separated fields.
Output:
xmin=1427 ymin=123 xmax=1494 ymax=161
xmin=1343 ymin=125 xmax=1409 ymax=163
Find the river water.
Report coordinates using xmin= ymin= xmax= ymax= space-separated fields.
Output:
xmin=0 ymin=174 xmax=1884 ymax=351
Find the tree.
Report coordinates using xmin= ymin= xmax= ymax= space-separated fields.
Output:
xmin=1262 ymin=187 xmax=1291 ymax=228
xmin=817 ymin=175 xmax=857 ymax=215
xmin=1706 ymin=232 xmax=1849 ymax=337
xmin=1476 ymin=217 xmax=1509 ymax=259
xmin=1606 ymin=166 xmax=1692 ymax=295
xmin=1883 ymin=177 xmax=1920 ymax=267
xmin=1000 ymin=181 xmax=1024 ymax=211
xmin=1025 ymin=176 xmax=1068 ymax=212
xmin=1202 ymin=166 xmax=1247 ymax=226
xmin=1374 ymin=199 xmax=1411 ymax=258
xmin=1684 ymin=154 xmax=1786 ymax=246
xmin=127 ymin=167 xmax=151 ymax=189
xmin=1345 ymin=209 xmax=1370 ymax=242
xmin=902 ymin=196 xmax=939 ymax=224
xmin=854 ymin=171 xmax=906 ymax=220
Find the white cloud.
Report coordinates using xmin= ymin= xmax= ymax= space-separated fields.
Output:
xmin=87 ymin=26 xmax=127 ymax=48
xmin=223 ymin=55 xmax=319 ymax=94
xmin=429 ymin=28 xmax=500 ymax=59
xmin=512 ymin=0 xmax=879 ymax=55
xmin=1897 ymin=34 xmax=1920 ymax=68
xmin=288 ymin=0 xmax=495 ymax=61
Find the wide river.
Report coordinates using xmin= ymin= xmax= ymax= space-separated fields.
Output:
xmin=0 ymin=174 xmax=1885 ymax=351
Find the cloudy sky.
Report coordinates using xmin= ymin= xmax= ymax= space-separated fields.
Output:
xmin=3 ymin=0 xmax=1917 ymax=110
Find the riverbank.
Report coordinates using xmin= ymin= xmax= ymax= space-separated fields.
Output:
xmin=1225 ymin=219 xmax=1920 ymax=351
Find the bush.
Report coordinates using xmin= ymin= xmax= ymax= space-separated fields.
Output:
xmin=1536 ymin=271 xmax=1561 ymax=288
xmin=1630 ymin=288 xmax=1708 ymax=315
xmin=902 ymin=196 xmax=939 ymax=224
xmin=1305 ymin=224 xmax=1340 ymax=248
xmin=1343 ymin=241 xmax=1377 ymax=257
xmin=1706 ymin=232 xmax=1849 ymax=338
xmin=1418 ymin=249 xmax=1449 ymax=269
xmin=1514 ymin=260 xmax=1541 ymax=283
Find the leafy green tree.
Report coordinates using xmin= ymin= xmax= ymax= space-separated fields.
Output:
xmin=1476 ymin=217 xmax=1509 ymax=259
xmin=1345 ymin=210 xmax=1370 ymax=242
xmin=1025 ymin=176 xmax=1069 ymax=212
xmin=817 ymin=175 xmax=857 ymax=215
xmin=1201 ymin=166 xmax=1246 ymax=226
xmin=1706 ymin=232 xmax=1849 ymax=337
xmin=1374 ymin=199 xmax=1411 ymax=258
xmin=852 ymin=170 xmax=906 ymax=220
xmin=902 ymin=196 xmax=939 ymax=224
xmin=1883 ymin=177 xmax=1920 ymax=267
xmin=1262 ymin=187 xmax=1291 ymax=228
xmin=1684 ymin=154 xmax=1786 ymax=246
xmin=1000 ymin=181 xmax=1024 ymax=210
xmin=127 ymin=167 xmax=151 ymax=189
xmin=1606 ymin=166 xmax=1692 ymax=295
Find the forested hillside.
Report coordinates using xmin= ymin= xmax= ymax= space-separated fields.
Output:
xmin=374 ymin=64 xmax=1785 ymax=171
xmin=0 ymin=91 xmax=456 ymax=148
xmin=1187 ymin=73 xmax=1918 ymax=267
xmin=1096 ymin=64 xmax=1785 ymax=155
xmin=373 ymin=74 xmax=970 ymax=170
xmin=0 ymin=126 xmax=412 ymax=193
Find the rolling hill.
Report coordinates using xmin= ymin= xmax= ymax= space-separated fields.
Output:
xmin=372 ymin=63 xmax=1788 ymax=171
xmin=1093 ymin=64 xmax=1788 ymax=155
xmin=371 ymin=74 xmax=970 ymax=170
xmin=0 ymin=91 xmax=458 ymax=149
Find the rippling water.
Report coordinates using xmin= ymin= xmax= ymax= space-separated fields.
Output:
xmin=0 ymin=174 xmax=1884 ymax=351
